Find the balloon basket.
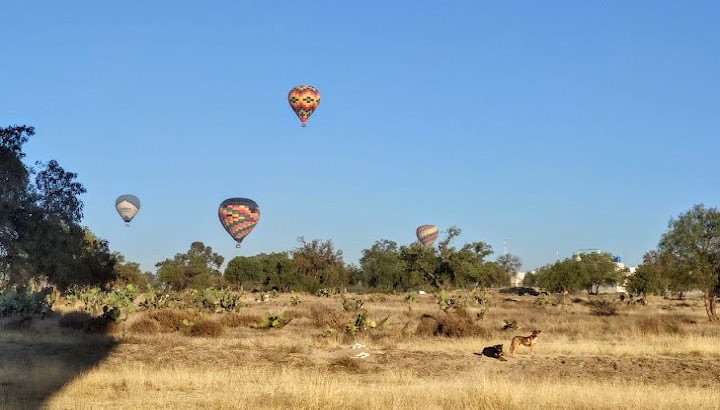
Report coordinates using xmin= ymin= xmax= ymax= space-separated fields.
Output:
xmin=235 ymin=244 xmax=242 ymax=249
xmin=301 ymin=123 xmax=306 ymax=127
xmin=125 ymin=223 xmax=130 ymax=227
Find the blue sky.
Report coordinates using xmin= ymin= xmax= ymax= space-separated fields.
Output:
xmin=2 ymin=1 xmax=719 ymax=273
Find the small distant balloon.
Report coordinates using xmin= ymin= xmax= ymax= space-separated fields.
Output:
xmin=288 ymin=85 xmax=320 ymax=127
xmin=218 ymin=198 xmax=260 ymax=248
xmin=115 ymin=195 xmax=140 ymax=227
xmin=416 ymin=225 xmax=439 ymax=247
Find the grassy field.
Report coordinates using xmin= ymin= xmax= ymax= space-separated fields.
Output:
xmin=2 ymin=291 xmax=720 ymax=409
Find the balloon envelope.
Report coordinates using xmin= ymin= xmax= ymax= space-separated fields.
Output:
xmin=115 ymin=195 xmax=140 ymax=223
xmin=218 ymin=198 xmax=260 ymax=247
xmin=416 ymin=225 xmax=439 ymax=247
xmin=288 ymin=85 xmax=320 ymax=127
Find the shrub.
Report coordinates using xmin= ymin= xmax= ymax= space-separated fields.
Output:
xmin=59 ymin=311 xmax=93 ymax=330
xmin=189 ymin=319 xmax=224 ymax=337
xmin=59 ymin=311 xmax=113 ymax=333
xmin=147 ymin=308 xmax=195 ymax=332
xmin=221 ymin=312 xmax=263 ymax=328
xmin=416 ymin=309 xmax=489 ymax=338
xmin=3 ymin=316 xmax=33 ymax=331
xmin=258 ymin=311 xmax=293 ymax=329
xmin=308 ymin=303 xmax=345 ymax=329
xmin=587 ymin=299 xmax=619 ymax=316
xmin=129 ymin=318 xmax=161 ymax=334
xmin=533 ymin=294 xmax=557 ymax=307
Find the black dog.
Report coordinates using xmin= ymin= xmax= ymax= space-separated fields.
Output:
xmin=477 ymin=344 xmax=507 ymax=361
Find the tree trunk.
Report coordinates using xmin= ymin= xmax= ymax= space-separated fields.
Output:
xmin=709 ymin=287 xmax=720 ymax=322
xmin=703 ymin=289 xmax=719 ymax=322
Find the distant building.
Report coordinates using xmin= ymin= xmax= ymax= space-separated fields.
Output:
xmin=510 ymin=270 xmax=529 ymax=287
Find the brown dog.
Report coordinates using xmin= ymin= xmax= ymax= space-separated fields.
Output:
xmin=509 ymin=330 xmax=541 ymax=357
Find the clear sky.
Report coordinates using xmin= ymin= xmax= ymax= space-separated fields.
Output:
xmin=2 ymin=1 xmax=719 ymax=273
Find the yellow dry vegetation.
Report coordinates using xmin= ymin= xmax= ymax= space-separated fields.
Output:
xmin=2 ymin=292 xmax=719 ymax=409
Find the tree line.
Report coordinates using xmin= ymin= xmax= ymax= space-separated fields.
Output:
xmin=2 ymin=125 xmax=719 ymax=321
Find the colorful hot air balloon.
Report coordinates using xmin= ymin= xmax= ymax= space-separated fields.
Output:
xmin=116 ymin=195 xmax=140 ymax=227
xmin=288 ymin=85 xmax=320 ymax=127
xmin=218 ymin=198 xmax=260 ymax=248
xmin=416 ymin=225 xmax=439 ymax=247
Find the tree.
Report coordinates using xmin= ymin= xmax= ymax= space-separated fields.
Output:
xmin=626 ymin=263 xmax=666 ymax=300
xmin=576 ymin=252 xmax=621 ymax=294
xmin=290 ymin=238 xmax=347 ymax=292
xmin=497 ymin=253 xmax=522 ymax=274
xmin=156 ymin=242 xmax=224 ymax=290
xmin=497 ymin=253 xmax=522 ymax=284
xmin=359 ymin=240 xmax=407 ymax=292
xmin=1 ymin=125 xmax=115 ymax=290
xmin=658 ymin=204 xmax=720 ymax=321
xmin=112 ymin=252 xmax=152 ymax=287
xmin=537 ymin=259 xmax=585 ymax=304
xmin=224 ymin=256 xmax=263 ymax=290
xmin=399 ymin=243 xmax=439 ymax=290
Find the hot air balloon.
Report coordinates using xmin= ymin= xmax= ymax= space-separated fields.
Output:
xmin=116 ymin=195 xmax=140 ymax=227
xmin=218 ymin=198 xmax=260 ymax=248
xmin=416 ymin=225 xmax=439 ymax=247
xmin=288 ymin=85 xmax=320 ymax=127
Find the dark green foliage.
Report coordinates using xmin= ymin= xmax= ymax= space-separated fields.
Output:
xmin=576 ymin=252 xmax=622 ymax=295
xmin=290 ymin=238 xmax=347 ymax=293
xmin=626 ymin=262 xmax=666 ymax=298
xmin=0 ymin=287 xmax=55 ymax=317
xmin=156 ymin=242 xmax=224 ymax=290
xmin=657 ymin=204 xmax=720 ymax=321
xmin=258 ymin=310 xmax=293 ymax=329
xmin=1 ymin=125 xmax=117 ymax=290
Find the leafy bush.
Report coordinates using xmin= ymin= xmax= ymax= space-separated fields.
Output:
xmin=533 ymin=294 xmax=557 ymax=307
xmin=258 ymin=311 xmax=293 ymax=329
xmin=341 ymin=296 xmax=364 ymax=311
xmin=0 ymin=287 xmax=55 ymax=317
xmin=344 ymin=309 xmax=388 ymax=333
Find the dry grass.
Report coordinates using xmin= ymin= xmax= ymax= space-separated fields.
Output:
xmin=2 ymin=292 xmax=720 ymax=409
xmin=189 ymin=319 xmax=224 ymax=337
xmin=221 ymin=312 xmax=263 ymax=328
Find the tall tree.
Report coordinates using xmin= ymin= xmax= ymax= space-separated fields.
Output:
xmin=658 ymin=204 xmax=720 ymax=321
xmin=576 ymin=252 xmax=621 ymax=294
xmin=1 ymin=125 xmax=114 ymax=290
xmin=537 ymin=259 xmax=586 ymax=304
xmin=359 ymin=240 xmax=407 ymax=292
xmin=290 ymin=238 xmax=347 ymax=292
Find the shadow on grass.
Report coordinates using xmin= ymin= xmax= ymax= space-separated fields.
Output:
xmin=0 ymin=313 xmax=118 ymax=410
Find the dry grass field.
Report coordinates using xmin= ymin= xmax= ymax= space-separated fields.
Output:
xmin=2 ymin=291 xmax=720 ymax=409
